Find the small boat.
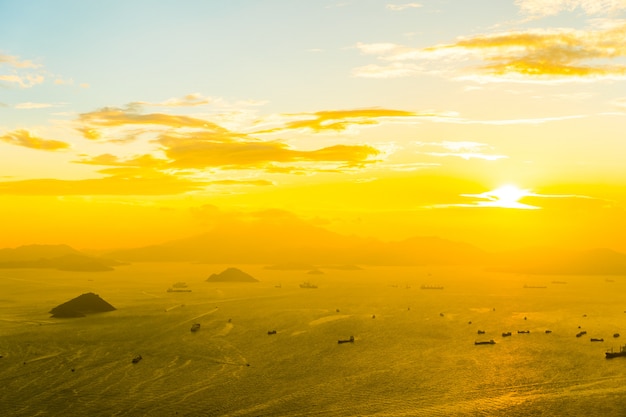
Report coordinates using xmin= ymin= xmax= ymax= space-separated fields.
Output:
xmin=518 ymin=330 xmax=530 ymax=334
xmin=475 ymin=340 xmax=496 ymax=345
xmin=191 ymin=323 xmax=201 ymax=332
xmin=477 ymin=330 xmax=485 ymax=335
xmin=502 ymin=332 xmax=512 ymax=337
xmin=606 ymin=345 xmax=626 ymax=358
xmin=576 ymin=331 xmax=587 ymax=338
xmin=420 ymin=285 xmax=443 ymax=290
xmin=132 ymin=355 xmax=142 ymax=364
xmin=545 ymin=330 xmax=552 ymax=334
xmin=614 ymin=333 xmax=620 ymax=338
xmin=591 ymin=338 xmax=604 ymax=342
xmin=267 ymin=330 xmax=277 ymax=335
xmin=338 ymin=335 xmax=355 ymax=344
xmin=299 ymin=281 xmax=318 ymax=289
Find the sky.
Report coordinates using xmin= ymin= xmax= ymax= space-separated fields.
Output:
xmin=2 ymin=0 xmax=626 ymax=252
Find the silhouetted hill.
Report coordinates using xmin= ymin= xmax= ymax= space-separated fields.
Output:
xmin=106 ymin=211 xmax=487 ymax=266
xmin=0 ymin=244 xmax=124 ymax=271
xmin=206 ymin=267 xmax=259 ymax=282
xmin=489 ymin=247 xmax=626 ymax=275
xmin=0 ymin=244 xmax=80 ymax=261
xmin=50 ymin=292 xmax=116 ymax=318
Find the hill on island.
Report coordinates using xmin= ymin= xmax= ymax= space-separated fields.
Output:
xmin=50 ymin=292 xmax=116 ymax=318
xmin=206 ymin=267 xmax=259 ymax=282
xmin=106 ymin=210 xmax=487 ymax=266
xmin=0 ymin=244 xmax=124 ymax=271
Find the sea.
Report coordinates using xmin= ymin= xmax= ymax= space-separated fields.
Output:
xmin=2 ymin=263 xmax=626 ymax=416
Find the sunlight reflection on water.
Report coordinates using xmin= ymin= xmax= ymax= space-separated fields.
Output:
xmin=2 ymin=264 xmax=626 ymax=416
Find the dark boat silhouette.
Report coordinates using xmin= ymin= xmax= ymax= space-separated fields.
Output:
xmin=502 ymin=332 xmax=512 ymax=337
xmin=300 ymin=281 xmax=318 ymax=289
xmin=267 ymin=330 xmax=277 ymax=335
xmin=132 ymin=355 xmax=142 ymax=364
xmin=338 ymin=335 xmax=354 ymax=344
xmin=517 ymin=330 xmax=530 ymax=334
xmin=591 ymin=338 xmax=604 ymax=342
xmin=474 ymin=340 xmax=496 ymax=345
xmin=606 ymin=345 xmax=626 ymax=358
xmin=191 ymin=323 xmax=200 ymax=332
xmin=477 ymin=330 xmax=485 ymax=335
xmin=576 ymin=331 xmax=587 ymax=337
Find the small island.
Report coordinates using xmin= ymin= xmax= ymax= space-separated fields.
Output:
xmin=206 ymin=267 xmax=259 ymax=282
xmin=49 ymin=292 xmax=116 ymax=318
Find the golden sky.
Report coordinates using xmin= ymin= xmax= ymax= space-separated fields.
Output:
xmin=1 ymin=0 xmax=626 ymax=252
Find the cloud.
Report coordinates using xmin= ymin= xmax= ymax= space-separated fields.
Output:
xmin=0 ymin=174 xmax=206 ymax=196
xmin=0 ymin=53 xmax=45 ymax=88
xmin=0 ymin=129 xmax=70 ymax=151
xmin=0 ymin=53 xmax=40 ymax=69
xmin=351 ymin=63 xmax=423 ymax=78
xmin=255 ymin=108 xmax=425 ymax=134
xmin=355 ymin=22 xmax=626 ymax=82
xmin=386 ymin=3 xmax=422 ymax=11
xmin=206 ymin=179 xmax=274 ymax=186
xmin=74 ymin=153 xmax=167 ymax=168
xmin=158 ymin=132 xmax=381 ymax=170
xmin=77 ymin=106 xmax=240 ymax=141
xmin=131 ymin=93 xmax=212 ymax=108
xmin=15 ymin=102 xmax=55 ymax=109
xmin=516 ymin=0 xmax=626 ymax=17
xmin=0 ymin=74 xmax=45 ymax=88
xmin=415 ymin=141 xmax=508 ymax=161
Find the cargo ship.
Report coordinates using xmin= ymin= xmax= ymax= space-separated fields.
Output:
xmin=606 ymin=345 xmax=626 ymax=358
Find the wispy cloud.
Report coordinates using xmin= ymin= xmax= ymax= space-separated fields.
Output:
xmin=206 ymin=179 xmax=274 ymax=187
xmin=415 ymin=141 xmax=508 ymax=161
xmin=0 ymin=129 xmax=70 ymax=151
xmin=516 ymin=0 xmax=626 ymax=17
xmin=0 ymin=53 xmax=40 ymax=69
xmin=131 ymin=93 xmax=213 ymax=108
xmin=0 ymin=74 xmax=45 ymax=88
xmin=158 ymin=132 xmax=381 ymax=171
xmin=0 ymin=52 xmax=45 ymax=88
xmin=386 ymin=3 xmax=422 ymax=11
xmin=255 ymin=108 xmax=431 ymax=134
xmin=14 ymin=102 xmax=56 ymax=110
xmin=0 ymin=174 xmax=206 ymax=196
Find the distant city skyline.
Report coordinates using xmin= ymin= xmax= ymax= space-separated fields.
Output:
xmin=1 ymin=0 xmax=626 ymax=252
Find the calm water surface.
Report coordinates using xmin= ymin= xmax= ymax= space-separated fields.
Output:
xmin=1 ymin=263 xmax=626 ymax=416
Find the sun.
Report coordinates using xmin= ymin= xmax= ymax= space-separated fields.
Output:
xmin=486 ymin=184 xmax=536 ymax=209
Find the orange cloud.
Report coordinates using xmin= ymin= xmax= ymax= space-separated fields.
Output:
xmin=130 ymin=93 xmax=212 ymax=108
xmin=158 ymin=133 xmax=380 ymax=170
xmin=77 ymin=106 xmax=237 ymax=140
xmin=0 ymin=129 xmax=70 ymax=151
xmin=74 ymin=153 xmax=167 ymax=168
xmin=255 ymin=108 xmax=420 ymax=133
xmin=0 ymin=174 xmax=206 ymax=196
xmin=207 ymin=179 xmax=273 ymax=186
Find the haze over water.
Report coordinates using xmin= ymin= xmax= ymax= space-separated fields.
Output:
xmin=3 ymin=263 xmax=626 ymax=416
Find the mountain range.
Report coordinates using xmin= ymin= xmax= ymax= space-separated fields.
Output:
xmin=2 ymin=215 xmax=626 ymax=275
xmin=0 ymin=244 xmax=124 ymax=272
